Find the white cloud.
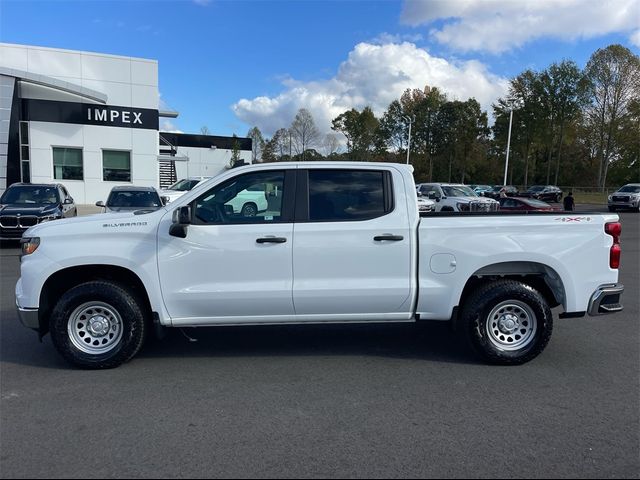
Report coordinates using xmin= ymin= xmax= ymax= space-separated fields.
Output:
xmin=401 ymin=0 xmax=640 ymax=53
xmin=160 ymin=120 xmax=183 ymax=133
xmin=631 ymin=29 xmax=640 ymax=48
xmin=232 ymin=42 xmax=509 ymax=137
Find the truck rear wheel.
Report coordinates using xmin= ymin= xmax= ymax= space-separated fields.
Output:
xmin=50 ymin=281 xmax=146 ymax=369
xmin=460 ymin=280 xmax=553 ymax=365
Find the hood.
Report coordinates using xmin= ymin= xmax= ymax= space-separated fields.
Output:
xmin=23 ymin=208 xmax=166 ymax=238
xmin=105 ymin=206 xmax=162 ymax=213
xmin=453 ymin=196 xmax=498 ymax=203
xmin=0 ymin=204 xmax=61 ymax=215
xmin=161 ymin=190 xmax=187 ymax=202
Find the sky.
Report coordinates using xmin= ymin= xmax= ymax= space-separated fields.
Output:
xmin=1 ymin=0 xmax=639 ymax=139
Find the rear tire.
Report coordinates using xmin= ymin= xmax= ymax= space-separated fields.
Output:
xmin=460 ymin=280 xmax=553 ymax=365
xmin=50 ymin=281 xmax=146 ymax=369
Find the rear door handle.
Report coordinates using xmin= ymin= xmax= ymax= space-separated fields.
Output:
xmin=374 ymin=234 xmax=404 ymax=242
xmin=256 ymin=237 xmax=287 ymax=244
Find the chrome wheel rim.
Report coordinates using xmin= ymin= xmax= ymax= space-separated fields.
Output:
xmin=486 ymin=300 xmax=537 ymax=351
xmin=68 ymin=302 xmax=123 ymax=355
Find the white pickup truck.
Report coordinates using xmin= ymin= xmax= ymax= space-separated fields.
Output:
xmin=16 ymin=162 xmax=625 ymax=369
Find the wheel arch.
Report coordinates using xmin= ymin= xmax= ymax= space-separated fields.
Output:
xmin=38 ymin=265 xmax=153 ymax=338
xmin=458 ymin=261 xmax=566 ymax=313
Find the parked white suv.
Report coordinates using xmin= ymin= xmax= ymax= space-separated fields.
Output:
xmin=161 ymin=177 xmax=211 ymax=203
xmin=417 ymin=183 xmax=499 ymax=212
xmin=608 ymin=184 xmax=640 ymax=212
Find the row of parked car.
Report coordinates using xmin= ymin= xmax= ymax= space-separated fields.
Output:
xmin=416 ymin=182 xmax=640 ymax=213
xmin=2 ymin=178 xmax=639 ymax=240
xmin=0 ymin=176 xmax=270 ymax=240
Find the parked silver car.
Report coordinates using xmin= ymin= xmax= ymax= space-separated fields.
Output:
xmin=608 ymin=184 xmax=640 ymax=212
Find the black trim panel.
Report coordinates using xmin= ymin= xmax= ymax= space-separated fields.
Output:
xmin=159 ymin=132 xmax=252 ymax=151
xmin=22 ymin=99 xmax=159 ymax=130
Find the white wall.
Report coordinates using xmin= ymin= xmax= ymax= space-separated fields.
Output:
xmin=174 ymin=146 xmax=252 ymax=180
xmin=0 ymin=43 xmax=160 ymax=203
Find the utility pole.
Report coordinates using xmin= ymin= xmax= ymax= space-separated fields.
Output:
xmin=403 ymin=115 xmax=416 ymax=165
xmin=504 ymin=108 xmax=514 ymax=186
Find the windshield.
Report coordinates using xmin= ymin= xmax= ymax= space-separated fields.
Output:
xmin=167 ymin=179 xmax=200 ymax=191
xmin=107 ymin=191 xmax=162 ymax=208
xmin=618 ymin=186 xmax=640 ymax=193
xmin=442 ymin=186 xmax=477 ymax=197
xmin=0 ymin=186 xmax=60 ymax=205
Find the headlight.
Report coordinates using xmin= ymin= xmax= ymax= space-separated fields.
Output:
xmin=20 ymin=237 xmax=40 ymax=256
xmin=608 ymin=195 xmax=613 ymax=201
xmin=456 ymin=202 xmax=470 ymax=211
xmin=39 ymin=213 xmax=62 ymax=223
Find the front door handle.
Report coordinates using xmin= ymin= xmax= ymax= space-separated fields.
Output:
xmin=374 ymin=234 xmax=404 ymax=242
xmin=256 ymin=237 xmax=287 ymax=244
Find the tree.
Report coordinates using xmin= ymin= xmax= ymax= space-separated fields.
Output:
xmin=331 ymin=107 xmax=379 ymax=161
xmin=200 ymin=126 xmax=211 ymax=135
xmin=247 ymin=126 xmax=265 ymax=163
xmin=229 ymin=134 xmax=242 ymax=167
xmin=290 ymin=109 xmax=320 ymax=161
xmin=322 ymin=133 xmax=341 ymax=157
xmin=584 ymin=45 xmax=640 ymax=188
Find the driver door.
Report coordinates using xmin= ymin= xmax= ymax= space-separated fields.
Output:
xmin=157 ymin=169 xmax=296 ymax=325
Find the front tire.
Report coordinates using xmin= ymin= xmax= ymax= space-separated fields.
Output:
xmin=241 ymin=202 xmax=258 ymax=217
xmin=460 ymin=280 xmax=553 ymax=365
xmin=50 ymin=281 xmax=146 ymax=369
xmin=608 ymin=206 xmax=616 ymax=212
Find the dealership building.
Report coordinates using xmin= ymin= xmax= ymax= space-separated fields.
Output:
xmin=0 ymin=43 xmax=252 ymax=204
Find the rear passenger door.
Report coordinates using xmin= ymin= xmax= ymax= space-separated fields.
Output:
xmin=292 ymin=168 xmax=413 ymax=320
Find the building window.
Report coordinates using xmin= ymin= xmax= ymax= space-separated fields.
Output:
xmin=53 ymin=147 xmax=84 ymax=180
xmin=103 ymin=150 xmax=131 ymax=182
xmin=19 ymin=121 xmax=30 ymax=183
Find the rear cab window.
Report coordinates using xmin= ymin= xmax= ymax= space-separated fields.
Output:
xmin=304 ymin=169 xmax=393 ymax=222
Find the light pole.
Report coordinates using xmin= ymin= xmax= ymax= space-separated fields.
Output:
xmin=403 ymin=115 xmax=415 ymax=164
xmin=503 ymin=107 xmax=514 ymax=186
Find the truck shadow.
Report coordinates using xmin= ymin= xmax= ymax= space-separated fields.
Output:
xmin=138 ymin=322 xmax=478 ymax=365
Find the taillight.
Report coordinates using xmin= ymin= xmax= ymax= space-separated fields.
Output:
xmin=605 ymin=222 xmax=622 ymax=269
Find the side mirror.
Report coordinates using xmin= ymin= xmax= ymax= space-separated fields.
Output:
xmin=64 ymin=198 xmax=74 ymax=205
xmin=95 ymin=201 xmax=105 ymax=208
xmin=170 ymin=206 xmax=191 ymax=238
xmin=161 ymin=196 xmax=170 ymax=205
xmin=428 ymin=192 xmax=441 ymax=202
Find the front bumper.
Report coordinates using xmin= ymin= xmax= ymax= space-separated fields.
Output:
xmin=16 ymin=301 xmax=39 ymax=330
xmin=588 ymin=284 xmax=624 ymax=316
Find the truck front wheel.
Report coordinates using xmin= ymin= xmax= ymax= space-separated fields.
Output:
xmin=460 ymin=280 xmax=553 ymax=365
xmin=50 ymin=281 xmax=146 ymax=369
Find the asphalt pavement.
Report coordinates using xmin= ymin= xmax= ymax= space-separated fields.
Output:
xmin=0 ymin=206 xmax=638 ymax=478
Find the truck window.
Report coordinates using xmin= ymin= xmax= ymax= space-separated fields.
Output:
xmin=308 ymin=170 xmax=389 ymax=222
xmin=193 ymin=171 xmax=285 ymax=224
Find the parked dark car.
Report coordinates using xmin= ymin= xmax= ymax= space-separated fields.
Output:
xmin=484 ymin=185 xmax=519 ymax=199
xmin=0 ymin=183 xmax=77 ymax=240
xmin=498 ymin=197 xmax=558 ymax=212
xmin=96 ymin=186 xmax=166 ymax=213
xmin=522 ymin=185 xmax=563 ymax=202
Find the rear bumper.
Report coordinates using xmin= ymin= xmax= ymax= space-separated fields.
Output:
xmin=588 ymin=284 xmax=624 ymax=316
